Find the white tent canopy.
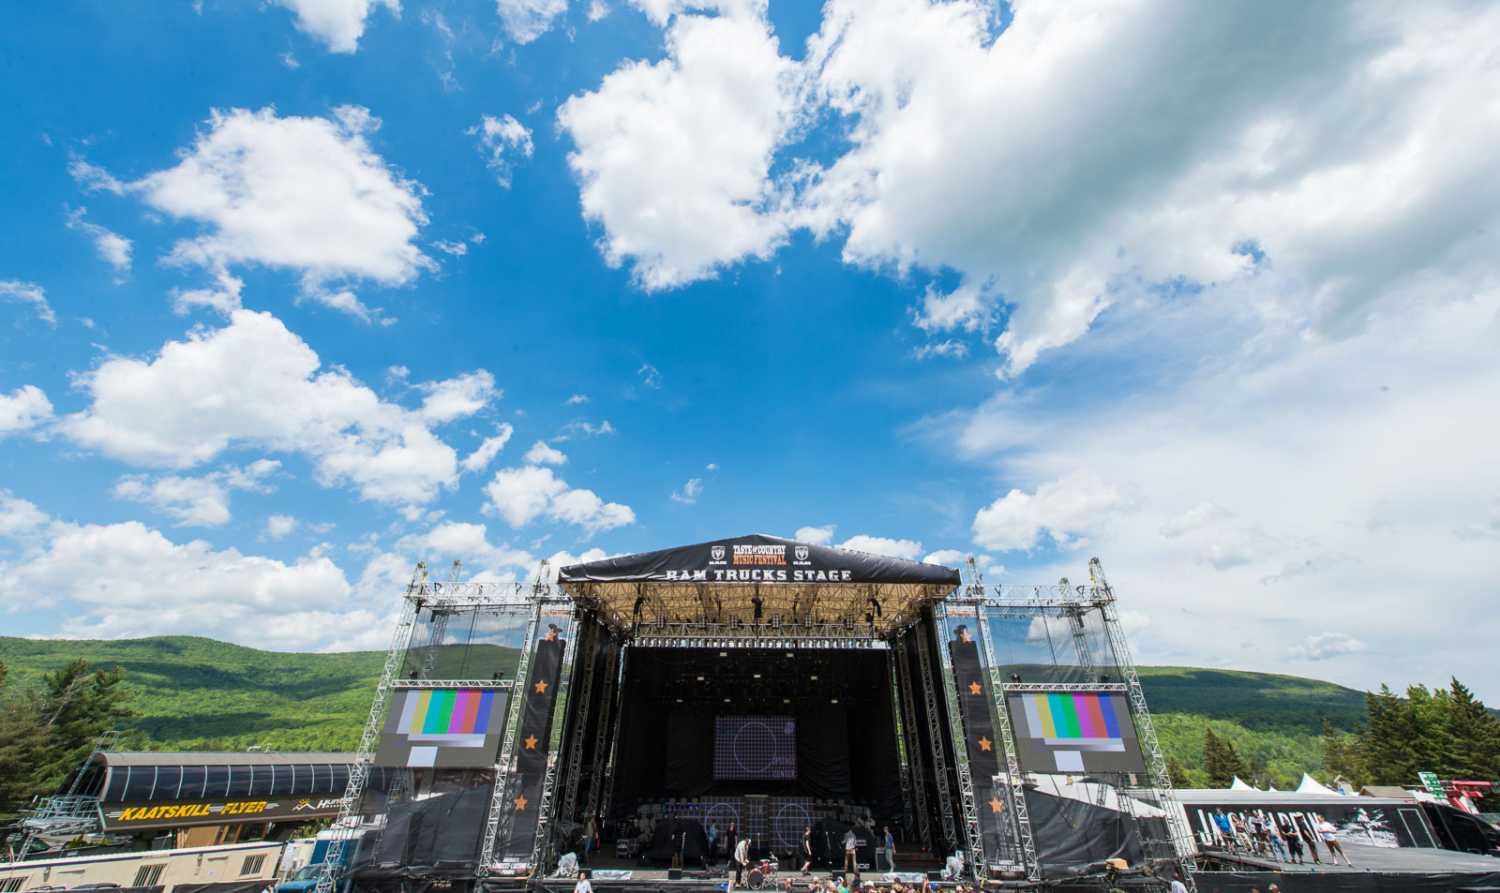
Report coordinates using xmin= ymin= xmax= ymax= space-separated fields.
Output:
xmin=1296 ymin=773 xmax=1340 ymax=795
xmin=1230 ymin=776 xmax=1257 ymax=791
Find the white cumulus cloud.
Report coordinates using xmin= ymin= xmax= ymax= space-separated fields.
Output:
xmin=110 ymin=106 xmax=431 ymax=321
xmin=469 ymin=114 xmax=534 ymax=188
xmin=670 ymin=477 xmax=702 ymax=504
xmin=524 ymin=440 xmax=567 ymax=465
xmin=838 ymin=534 xmax=922 ymax=560
xmin=972 ymin=472 xmax=1123 ymax=553
xmin=794 ymin=524 xmax=835 ymax=545
xmin=0 ymin=281 xmax=56 ymax=326
xmin=112 ymin=459 xmax=281 ymax=527
xmin=60 ymin=310 xmax=482 ymax=508
xmin=496 ymin=0 xmax=568 ymax=44
xmin=0 ymin=386 xmax=54 ymax=437
xmin=462 ymin=423 xmax=515 ymax=473
xmin=557 ymin=2 xmax=798 ymax=289
xmin=483 ymin=465 xmax=635 ymax=534
xmin=273 ymin=0 xmax=400 ymax=53
xmin=65 ymin=207 xmax=132 ymax=278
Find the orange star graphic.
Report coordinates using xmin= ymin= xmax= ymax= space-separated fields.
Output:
xmin=968 ymin=681 xmax=982 ymax=696
xmin=534 ymin=679 xmax=548 ymax=694
xmin=988 ymin=798 xmax=1003 ymax=814
xmin=978 ymin=736 xmax=992 ymax=752
xmin=524 ymin=735 xmax=538 ymax=750
xmin=514 ymin=794 xmax=529 ymax=811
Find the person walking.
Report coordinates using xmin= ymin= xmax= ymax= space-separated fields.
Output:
xmin=1317 ymin=816 xmax=1353 ymax=866
xmin=882 ymin=826 xmax=896 ymax=873
xmin=801 ymin=826 xmax=814 ymax=875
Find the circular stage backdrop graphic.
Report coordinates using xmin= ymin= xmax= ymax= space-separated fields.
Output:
xmin=772 ymin=802 xmax=812 ymax=851
xmin=715 ymin=715 xmax=796 ymax=780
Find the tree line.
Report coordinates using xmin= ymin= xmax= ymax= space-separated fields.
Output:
xmin=1186 ymin=676 xmax=1500 ymax=791
xmin=0 ymin=659 xmax=133 ymax=820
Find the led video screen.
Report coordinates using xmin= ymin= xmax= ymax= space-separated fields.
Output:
xmin=713 ymin=715 xmax=797 ymax=780
xmin=1006 ymin=691 xmax=1146 ymax=775
xmin=374 ymin=687 xmax=509 ymax=769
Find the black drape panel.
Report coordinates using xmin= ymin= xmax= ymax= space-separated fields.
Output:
xmin=664 ymin=710 xmax=715 ymax=796
xmin=848 ymin=660 xmax=903 ymax=822
xmin=796 ymin=705 xmax=851 ymax=798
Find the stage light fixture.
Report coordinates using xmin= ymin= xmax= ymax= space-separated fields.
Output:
xmin=753 ymin=673 xmax=762 ymax=679
xmin=831 ymin=698 xmax=839 ymax=704
xmin=719 ymin=651 xmax=728 ymax=657
xmin=810 ymin=675 xmax=818 ymax=681
xmin=723 ymin=698 xmax=731 ymax=703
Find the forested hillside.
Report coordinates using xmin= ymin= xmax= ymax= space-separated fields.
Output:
xmin=0 ymin=636 xmax=1367 ymax=788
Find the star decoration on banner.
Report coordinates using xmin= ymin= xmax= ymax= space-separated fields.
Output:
xmin=514 ymin=794 xmax=529 ymax=811
xmin=978 ymin=736 xmax=992 ymax=752
xmin=525 ymin=735 xmax=538 ymax=750
xmin=534 ymin=679 xmax=548 ymax=694
xmin=989 ymin=797 xmax=1003 ymax=814
xmin=968 ymin=681 xmax=982 ymax=695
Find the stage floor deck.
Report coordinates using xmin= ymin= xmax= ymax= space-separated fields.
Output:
xmin=1204 ymin=840 xmax=1500 ymax=873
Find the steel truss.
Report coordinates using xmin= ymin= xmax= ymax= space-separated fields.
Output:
xmin=529 ymin=611 xmax=582 ymax=871
xmin=315 ymin=564 xmax=429 ymax=893
xmin=885 ymin=649 xmax=915 ymax=844
xmin=557 ymin=619 xmax=600 ymax=824
xmin=390 ymin=679 xmax=516 ymax=690
xmin=1090 ymin=558 xmax=1197 ymax=891
xmin=580 ymin=642 xmax=621 ymax=824
xmin=932 ymin=599 xmax=986 ymax=880
xmin=892 ymin=638 xmax=932 ymax=852
xmin=944 ymin=560 xmax=1196 ymax=891
xmin=913 ymin=615 xmax=959 ymax=853
xmin=630 ymin=620 xmax=889 ymax=649
xmin=481 ymin=581 xmax=576 ymax=876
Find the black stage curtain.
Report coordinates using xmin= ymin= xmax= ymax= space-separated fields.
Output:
xmin=796 ymin=705 xmax=851 ymax=798
xmin=1025 ymin=789 xmax=1142 ymax=877
xmin=646 ymin=817 xmax=710 ymax=862
xmin=664 ymin=710 xmax=715 ymax=796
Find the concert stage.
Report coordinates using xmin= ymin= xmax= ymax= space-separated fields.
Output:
xmin=1193 ymin=842 xmax=1500 ymax=891
xmin=318 ymin=536 xmax=1200 ymax=893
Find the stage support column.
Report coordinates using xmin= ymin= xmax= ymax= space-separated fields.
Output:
xmin=914 ymin=610 xmax=960 ymax=852
xmin=558 ymin=618 xmax=601 ymax=822
xmin=971 ymin=568 xmax=1041 ymax=883
xmin=932 ymin=601 xmax=987 ymax=880
xmin=581 ymin=641 xmax=622 ymax=824
xmin=892 ymin=637 xmax=932 ymax=853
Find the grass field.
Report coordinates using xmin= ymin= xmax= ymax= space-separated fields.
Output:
xmin=0 ymin=636 xmax=1365 ymax=788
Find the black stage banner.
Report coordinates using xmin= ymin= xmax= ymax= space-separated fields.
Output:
xmin=558 ymin=533 xmax=960 ymax=586
xmin=101 ymin=796 xmax=342 ymax=830
xmin=500 ymin=631 xmax=566 ymax=860
xmin=948 ymin=630 xmax=1008 ymax=863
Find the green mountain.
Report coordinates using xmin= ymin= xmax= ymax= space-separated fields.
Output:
xmin=0 ymin=636 xmax=1367 ymax=789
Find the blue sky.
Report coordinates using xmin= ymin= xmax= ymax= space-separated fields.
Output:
xmin=2 ymin=0 xmax=1499 ymax=697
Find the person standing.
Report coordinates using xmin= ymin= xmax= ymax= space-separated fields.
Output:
xmin=1317 ymin=816 xmax=1353 ymax=866
xmin=574 ymin=870 xmax=593 ymax=893
xmin=843 ymin=829 xmax=858 ymax=876
xmin=1168 ymin=870 xmax=1188 ymax=893
xmin=882 ymin=826 xmax=895 ymax=873
xmin=582 ymin=816 xmax=597 ymax=864
xmin=1295 ymin=815 xmax=1321 ymax=864
xmin=726 ymin=822 xmax=739 ymax=869
xmin=1279 ymin=817 xmax=1304 ymax=864
xmin=707 ymin=822 xmax=719 ymax=862
xmin=801 ymin=826 xmax=814 ymax=875
xmin=1265 ymin=815 xmax=1289 ymax=862
xmin=733 ymin=835 xmax=752 ymax=889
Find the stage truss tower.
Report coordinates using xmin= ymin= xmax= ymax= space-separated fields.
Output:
xmin=948 ymin=559 xmax=1198 ymax=890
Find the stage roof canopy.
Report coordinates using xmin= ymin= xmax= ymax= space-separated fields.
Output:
xmin=558 ymin=533 xmax=961 ymax=637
